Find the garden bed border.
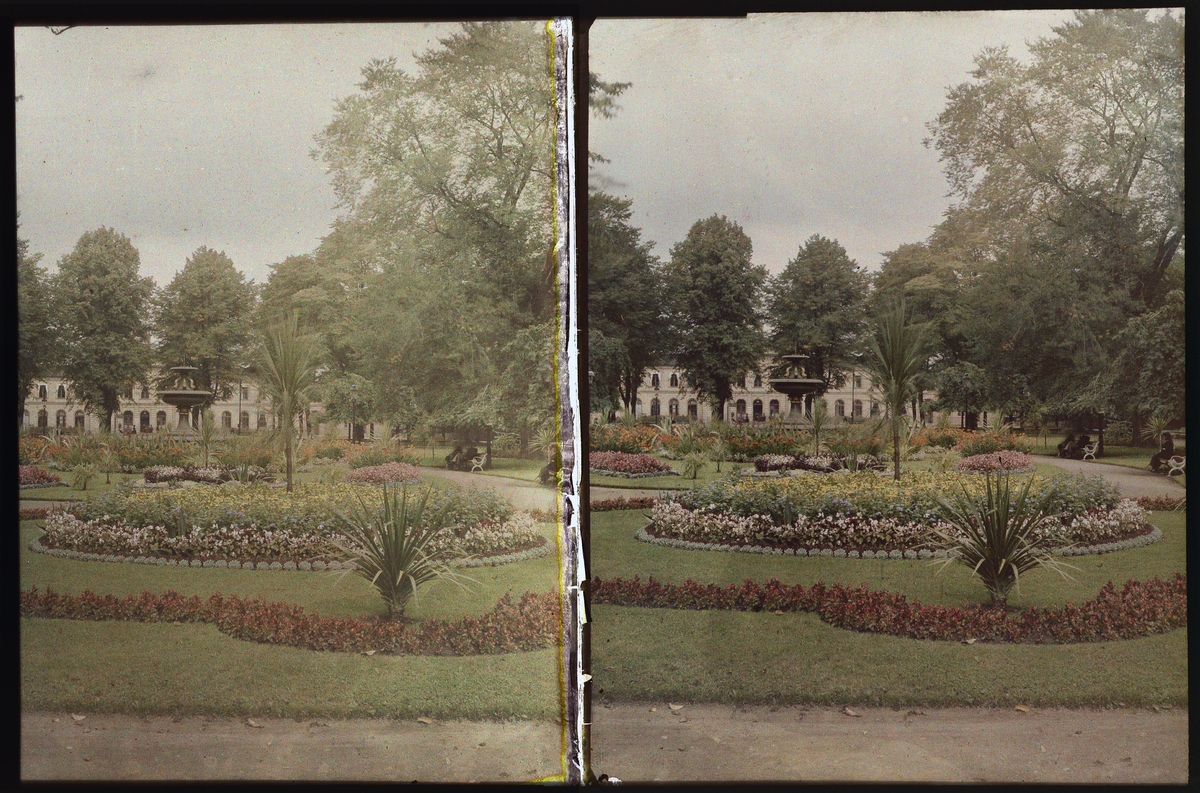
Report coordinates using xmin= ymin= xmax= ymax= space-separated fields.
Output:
xmin=591 ymin=468 xmax=680 ymax=479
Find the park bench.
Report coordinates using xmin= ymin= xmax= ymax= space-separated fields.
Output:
xmin=1167 ymin=456 xmax=1185 ymax=477
xmin=471 ymin=453 xmax=487 ymax=473
xmin=1081 ymin=442 xmax=1098 ymax=461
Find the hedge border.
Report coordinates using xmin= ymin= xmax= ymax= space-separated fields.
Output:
xmin=27 ymin=533 xmax=553 ymax=570
xmin=635 ymin=523 xmax=1163 ymax=560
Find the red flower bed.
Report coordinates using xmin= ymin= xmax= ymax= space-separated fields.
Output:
xmin=589 ymin=451 xmax=673 ymax=475
xmin=20 ymin=587 xmax=561 ymax=656
xmin=1135 ymin=495 xmax=1186 ymax=511
xmin=591 ymin=574 xmax=1187 ymax=644
xmin=19 ymin=465 xmax=62 ymax=486
xmin=20 ymin=507 xmax=52 ymax=521
xmin=590 ymin=496 xmax=662 ymax=512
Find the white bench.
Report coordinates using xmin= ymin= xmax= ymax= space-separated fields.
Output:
xmin=1081 ymin=442 xmax=1098 ymax=461
xmin=1167 ymin=456 xmax=1185 ymax=476
xmin=470 ymin=454 xmax=487 ymax=473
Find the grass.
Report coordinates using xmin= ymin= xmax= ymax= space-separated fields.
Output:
xmin=589 ymin=507 xmax=1187 ymax=707
xmin=1029 ymin=436 xmax=1186 ymax=472
xmin=19 ymin=517 xmax=564 ymax=720
xmin=19 ymin=472 xmax=142 ymax=501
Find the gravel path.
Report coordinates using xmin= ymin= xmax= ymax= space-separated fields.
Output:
xmin=1034 ymin=456 xmax=1185 ymax=500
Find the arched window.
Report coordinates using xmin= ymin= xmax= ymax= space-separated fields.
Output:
xmin=55 ymin=410 xmax=67 ymax=428
xmin=75 ymin=411 xmax=86 ymax=429
xmin=56 ymin=384 xmax=66 ymax=399
xmin=240 ymin=411 xmax=250 ymax=430
xmin=156 ymin=411 xmax=167 ymax=428
xmin=141 ymin=386 xmax=150 ymax=400
xmin=37 ymin=409 xmax=47 ymax=428
xmin=835 ymin=399 xmax=845 ymax=417
xmin=668 ymin=398 xmax=679 ymax=416
xmin=870 ymin=402 xmax=880 ymax=417
xmin=687 ymin=400 xmax=698 ymax=418
xmin=769 ymin=399 xmax=780 ymax=417
xmin=752 ymin=399 xmax=763 ymax=420
xmin=736 ymin=399 xmax=747 ymax=418
xmin=753 ymin=374 xmax=762 ymax=388
xmin=853 ymin=400 xmax=863 ymax=418
xmin=140 ymin=411 xmax=151 ymax=431
xmin=650 ymin=398 xmax=661 ymax=417
xmin=669 ymin=373 xmax=678 ymax=387
xmin=651 ymin=372 xmax=660 ymax=388
xmin=123 ymin=411 xmax=134 ymax=428
xmin=258 ymin=413 xmax=268 ymax=429
xmin=221 ymin=411 xmax=232 ymax=429
xmin=38 ymin=385 xmax=47 ymax=401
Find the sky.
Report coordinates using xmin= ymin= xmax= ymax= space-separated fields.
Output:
xmin=589 ymin=11 xmax=1079 ymax=274
xmin=15 ymin=22 xmax=465 ymax=286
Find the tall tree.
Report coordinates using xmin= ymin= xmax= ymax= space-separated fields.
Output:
xmin=154 ymin=246 xmax=257 ymax=420
xmin=18 ymin=225 xmax=55 ymax=423
xmin=664 ymin=215 xmax=767 ymax=419
xmin=768 ymin=234 xmax=870 ymax=391
xmin=588 ymin=191 xmax=666 ymax=416
xmin=52 ymin=228 xmax=155 ymax=431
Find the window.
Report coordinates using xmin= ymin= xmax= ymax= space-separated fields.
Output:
xmin=38 ymin=385 xmax=46 ymax=401
xmin=741 ymin=374 xmax=748 ymax=388
xmin=140 ymin=411 xmax=151 ymax=431
xmin=240 ymin=411 xmax=250 ymax=430
xmin=753 ymin=374 xmax=762 ymax=388
xmin=222 ymin=411 xmax=232 ymax=429
xmin=651 ymin=373 xmax=660 ymax=389
xmin=156 ymin=411 xmax=167 ymax=427
xmin=753 ymin=399 xmax=763 ymax=420
xmin=241 ymin=386 xmax=249 ymax=401
xmin=835 ymin=399 xmax=845 ymax=417
xmin=668 ymin=398 xmax=679 ymax=416
xmin=853 ymin=400 xmax=863 ymax=418
xmin=687 ymin=400 xmax=698 ymax=418
xmin=141 ymin=386 xmax=150 ymax=400
xmin=870 ymin=401 xmax=880 ymax=417
xmin=650 ymin=398 xmax=661 ymax=417
xmin=55 ymin=410 xmax=67 ymax=428
xmin=123 ymin=410 xmax=134 ymax=427
xmin=769 ymin=399 xmax=780 ymax=417
xmin=37 ymin=410 xmax=47 ymax=428
xmin=854 ymin=375 xmax=862 ymax=389
xmin=736 ymin=398 xmax=747 ymax=417
xmin=75 ymin=411 xmax=85 ymax=429
xmin=125 ymin=388 xmax=134 ymax=400
xmin=669 ymin=373 xmax=678 ymax=388
xmin=258 ymin=413 xmax=268 ymax=429
xmin=634 ymin=399 xmax=642 ymax=416
xmin=57 ymin=385 xmax=66 ymax=399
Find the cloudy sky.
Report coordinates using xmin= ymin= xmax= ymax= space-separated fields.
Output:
xmin=589 ymin=11 xmax=1077 ymax=274
xmin=15 ymin=22 xmax=464 ymax=286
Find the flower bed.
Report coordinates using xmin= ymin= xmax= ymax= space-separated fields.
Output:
xmin=954 ymin=430 xmax=1034 ymax=457
xmin=590 ymin=451 xmax=677 ymax=478
xmin=20 ymin=586 xmax=560 ymax=656
xmin=591 ymin=423 xmax=664 ymax=454
xmin=35 ymin=509 xmax=549 ymax=567
xmin=754 ymin=453 xmax=885 ymax=473
xmin=590 ymin=496 xmax=664 ymax=512
xmin=591 ymin=574 xmax=1187 ymax=644
xmin=344 ymin=462 xmax=421 ymax=485
xmin=20 ymin=465 xmax=62 ymax=487
xmin=955 ymin=451 xmax=1035 ymax=474
xmin=1135 ymin=495 xmax=1186 ymax=511
xmin=144 ymin=465 xmax=229 ymax=484
xmin=21 ymin=507 xmax=52 ymax=521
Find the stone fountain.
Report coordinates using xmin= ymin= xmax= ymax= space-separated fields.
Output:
xmin=156 ymin=366 xmax=210 ymax=434
xmin=768 ymin=350 xmax=825 ymax=423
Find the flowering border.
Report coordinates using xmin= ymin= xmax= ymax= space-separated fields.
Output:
xmin=635 ymin=523 xmax=1163 ymax=559
xmin=19 ymin=586 xmax=560 ymax=656
xmin=27 ymin=533 xmax=552 ymax=570
xmin=591 ymin=469 xmax=681 ymax=479
xmin=591 ymin=574 xmax=1187 ymax=644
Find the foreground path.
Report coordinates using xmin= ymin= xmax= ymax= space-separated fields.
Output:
xmin=419 ymin=467 xmax=557 ymax=512
xmin=1035 ymin=456 xmax=1185 ymax=500
xmin=590 ymin=703 xmax=1187 ymax=783
xmin=21 ymin=712 xmax=563 ymax=782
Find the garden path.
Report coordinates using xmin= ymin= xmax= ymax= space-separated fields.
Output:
xmin=1035 ymin=457 xmax=1185 ymax=500
xmin=590 ymin=703 xmax=1188 ymax=783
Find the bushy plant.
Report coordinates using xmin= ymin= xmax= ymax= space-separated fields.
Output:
xmin=680 ymin=452 xmax=708 ymax=480
xmin=590 ymin=422 xmax=662 ymax=454
xmin=18 ymin=435 xmax=53 ymax=466
xmin=590 ymin=451 xmax=674 ymax=475
xmin=954 ymin=430 xmax=1033 ymax=457
xmin=956 ymin=451 xmax=1036 ymax=474
xmin=910 ymin=425 xmax=968 ymax=450
xmin=343 ymin=441 xmax=420 ymax=469
xmin=328 ymin=485 xmax=471 ymax=618
xmin=70 ymin=464 xmax=97 ymax=491
xmin=344 ymin=462 xmax=421 ymax=485
xmin=19 ymin=465 xmax=62 ymax=486
xmin=931 ymin=473 xmax=1077 ymax=606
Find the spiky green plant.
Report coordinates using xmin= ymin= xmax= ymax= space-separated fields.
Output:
xmin=1140 ymin=411 xmax=1173 ymax=448
xmin=70 ymin=464 xmax=97 ymax=491
xmin=196 ymin=407 xmax=219 ymax=468
xmin=808 ymin=397 xmax=829 ymax=454
xmin=680 ymin=451 xmax=707 ymax=480
xmin=708 ymin=435 xmax=729 ymax=472
xmin=866 ymin=302 xmax=929 ymax=481
xmin=328 ymin=484 xmax=473 ymax=619
xmin=255 ymin=313 xmax=321 ymax=492
xmin=931 ymin=472 xmax=1078 ymax=606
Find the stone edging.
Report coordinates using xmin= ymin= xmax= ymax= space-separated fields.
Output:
xmin=28 ymin=534 xmax=553 ymax=570
xmin=592 ymin=468 xmax=680 ymax=479
xmin=19 ymin=482 xmax=61 ymax=490
xmin=635 ymin=524 xmax=1163 ymax=559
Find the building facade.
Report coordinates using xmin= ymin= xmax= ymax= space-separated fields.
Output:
xmin=618 ymin=362 xmax=964 ymax=427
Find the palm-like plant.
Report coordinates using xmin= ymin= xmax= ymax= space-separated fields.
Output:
xmin=328 ymin=484 xmax=473 ymax=619
xmin=808 ymin=397 xmax=829 ymax=454
xmin=931 ymin=472 xmax=1078 ymax=606
xmin=866 ymin=303 xmax=929 ymax=481
xmin=196 ymin=407 xmax=219 ymax=468
xmin=255 ymin=313 xmax=321 ymax=492
xmin=708 ymin=435 xmax=729 ymax=473
xmin=1140 ymin=411 xmax=1172 ymax=448
xmin=680 ymin=451 xmax=707 ymax=480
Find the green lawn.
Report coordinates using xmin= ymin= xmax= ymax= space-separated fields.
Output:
xmin=20 ymin=472 xmax=143 ymax=501
xmin=1029 ymin=436 xmax=1186 ymax=472
xmin=20 ymin=517 xmax=564 ymax=720
xmin=590 ymin=507 xmax=1187 ymax=707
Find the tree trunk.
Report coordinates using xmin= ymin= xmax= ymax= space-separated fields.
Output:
xmin=893 ymin=426 xmax=901 ymax=481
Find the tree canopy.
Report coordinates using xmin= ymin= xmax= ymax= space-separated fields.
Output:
xmin=18 ymin=225 xmax=55 ymax=421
